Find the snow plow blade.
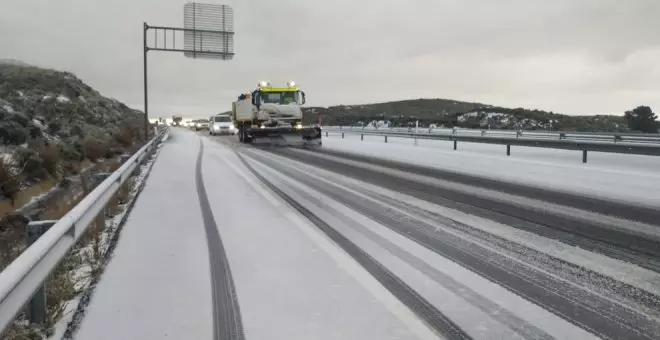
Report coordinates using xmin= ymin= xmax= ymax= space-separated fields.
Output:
xmin=248 ymin=126 xmax=322 ymax=147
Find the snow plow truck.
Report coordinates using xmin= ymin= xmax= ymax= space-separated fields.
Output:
xmin=232 ymin=81 xmax=322 ymax=147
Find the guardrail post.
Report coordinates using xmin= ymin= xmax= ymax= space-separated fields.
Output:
xmin=326 ymin=131 xmax=328 ymax=137
xmin=91 ymin=173 xmax=113 ymax=219
xmin=453 ymin=140 xmax=457 ymax=150
xmin=414 ymin=137 xmax=418 ymax=146
xmin=26 ymin=220 xmax=58 ymax=325
xmin=506 ymin=145 xmax=511 ymax=156
xmin=384 ymin=135 xmax=388 ymax=143
xmin=119 ymin=153 xmax=131 ymax=165
xmin=341 ymin=132 xmax=344 ymax=139
xmin=361 ymin=134 xmax=363 ymax=141
xmin=582 ymin=150 xmax=587 ymax=163
xmin=91 ymin=173 xmax=112 ymax=189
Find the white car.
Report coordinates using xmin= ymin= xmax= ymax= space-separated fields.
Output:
xmin=209 ymin=114 xmax=236 ymax=135
xmin=193 ymin=119 xmax=209 ymax=131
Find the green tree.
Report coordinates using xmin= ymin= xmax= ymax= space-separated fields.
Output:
xmin=624 ymin=106 xmax=658 ymax=133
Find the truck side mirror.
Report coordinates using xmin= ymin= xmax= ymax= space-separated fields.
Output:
xmin=251 ymin=91 xmax=259 ymax=107
xmin=300 ymin=91 xmax=306 ymax=105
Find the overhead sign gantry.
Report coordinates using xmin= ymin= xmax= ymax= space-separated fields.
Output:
xmin=142 ymin=2 xmax=234 ymax=140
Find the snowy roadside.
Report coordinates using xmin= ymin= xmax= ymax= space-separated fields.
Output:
xmin=44 ymin=134 xmax=168 ymax=340
xmin=320 ymin=134 xmax=660 ymax=208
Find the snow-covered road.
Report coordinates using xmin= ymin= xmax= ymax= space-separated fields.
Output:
xmin=73 ymin=130 xmax=214 ymax=340
xmin=72 ymin=129 xmax=436 ymax=340
xmin=70 ymin=128 xmax=660 ymax=340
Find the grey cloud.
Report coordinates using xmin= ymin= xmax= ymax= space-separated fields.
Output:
xmin=1 ymin=0 xmax=659 ymax=117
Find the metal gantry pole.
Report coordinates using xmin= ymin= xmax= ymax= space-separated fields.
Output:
xmin=143 ymin=22 xmax=149 ymax=142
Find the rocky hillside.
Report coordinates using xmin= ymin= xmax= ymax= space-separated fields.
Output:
xmin=0 ymin=62 xmax=145 ymax=204
xmin=0 ymin=63 xmax=144 ymax=145
xmin=303 ymin=98 xmax=632 ymax=132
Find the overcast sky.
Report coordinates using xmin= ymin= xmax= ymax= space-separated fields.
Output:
xmin=2 ymin=0 xmax=660 ymax=117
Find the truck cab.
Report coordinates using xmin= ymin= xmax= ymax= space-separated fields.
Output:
xmin=234 ymin=81 xmax=305 ymax=128
xmin=233 ymin=81 xmax=320 ymax=145
xmin=251 ymin=82 xmax=306 ymax=124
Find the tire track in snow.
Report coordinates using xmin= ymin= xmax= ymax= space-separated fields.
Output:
xmin=244 ymin=149 xmax=556 ymax=340
xmin=253 ymin=146 xmax=660 ymax=340
xmin=266 ymin=148 xmax=660 ymax=301
xmin=195 ymin=139 xmax=245 ymax=340
xmin=233 ymin=150 xmax=473 ymax=340
xmin=305 ymin=147 xmax=660 ymax=225
xmin=272 ymin=147 xmax=660 ymax=273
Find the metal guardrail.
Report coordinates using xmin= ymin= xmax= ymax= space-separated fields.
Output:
xmin=322 ymin=127 xmax=660 ymax=162
xmin=326 ymin=126 xmax=660 ymax=145
xmin=0 ymin=127 xmax=168 ymax=334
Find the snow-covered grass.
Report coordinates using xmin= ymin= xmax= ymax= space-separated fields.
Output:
xmin=321 ymin=133 xmax=660 ymax=207
xmin=56 ymin=95 xmax=70 ymax=104
xmin=1 ymin=150 xmax=13 ymax=164
xmin=19 ymin=185 xmax=59 ymax=210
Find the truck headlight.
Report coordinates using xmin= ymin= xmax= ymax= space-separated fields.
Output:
xmin=229 ymin=124 xmax=235 ymax=130
xmin=295 ymin=123 xmax=302 ymax=129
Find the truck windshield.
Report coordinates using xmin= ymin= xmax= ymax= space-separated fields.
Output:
xmin=214 ymin=116 xmax=231 ymax=122
xmin=260 ymin=91 xmax=297 ymax=105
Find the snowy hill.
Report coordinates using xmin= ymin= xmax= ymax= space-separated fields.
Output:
xmin=303 ymin=99 xmax=630 ymax=132
xmin=0 ymin=62 xmax=145 ymax=200
xmin=0 ymin=59 xmax=32 ymax=67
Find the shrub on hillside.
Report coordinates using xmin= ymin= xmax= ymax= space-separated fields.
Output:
xmin=83 ymin=137 xmax=110 ymax=161
xmin=29 ymin=125 xmax=43 ymax=139
xmin=0 ymin=212 xmax=30 ymax=270
xmin=36 ymin=143 xmax=61 ymax=178
xmin=114 ymin=122 xmax=135 ymax=148
xmin=7 ymin=112 xmax=29 ymax=127
xmin=0 ymin=121 xmax=28 ymax=145
xmin=16 ymin=149 xmax=48 ymax=181
xmin=0 ymin=158 xmax=20 ymax=204
xmin=58 ymin=141 xmax=84 ymax=162
xmin=48 ymin=121 xmax=61 ymax=134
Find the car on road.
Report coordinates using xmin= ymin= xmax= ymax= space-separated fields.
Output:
xmin=209 ymin=114 xmax=236 ymax=135
xmin=192 ymin=119 xmax=209 ymax=131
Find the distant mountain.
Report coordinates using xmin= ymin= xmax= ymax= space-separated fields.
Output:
xmin=303 ymin=98 xmax=630 ymax=132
